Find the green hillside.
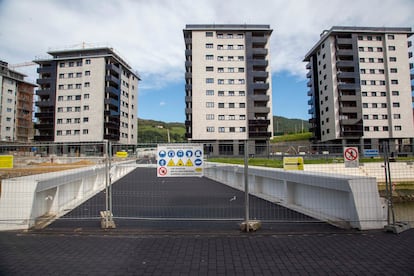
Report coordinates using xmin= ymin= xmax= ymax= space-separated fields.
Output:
xmin=137 ymin=118 xmax=186 ymax=143
xmin=273 ymin=116 xmax=310 ymax=135
xmin=137 ymin=116 xmax=311 ymax=143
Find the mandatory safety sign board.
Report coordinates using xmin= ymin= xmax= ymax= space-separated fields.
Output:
xmin=157 ymin=144 xmax=203 ymax=177
xmin=343 ymin=147 xmax=359 ymax=168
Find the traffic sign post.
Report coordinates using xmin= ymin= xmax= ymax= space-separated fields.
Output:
xmin=343 ymin=147 xmax=359 ymax=168
xmin=157 ymin=144 xmax=204 ymax=177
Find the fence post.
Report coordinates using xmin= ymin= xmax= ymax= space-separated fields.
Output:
xmin=244 ymin=139 xmax=249 ymax=232
xmin=101 ymin=140 xmax=116 ymax=229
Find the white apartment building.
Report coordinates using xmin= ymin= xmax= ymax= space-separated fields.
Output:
xmin=304 ymin=26 xmax=414 ymax=153
xmin=0 ymin=60 xmax=36 ymax=142
xmin=183 ymin=24 xmax=273 ymax=156
xmin=34 ymin=46 xmax=139 ymax=146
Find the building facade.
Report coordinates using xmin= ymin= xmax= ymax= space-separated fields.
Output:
xmin=34 ymin=47 xmax=139 ymax=145
xmin=0 ymin=60 xmax=36 ymax=142
xmin=183 ymin=24 xmax=273 ymax=156
xmin=304 ymin=26 xmax=414 ymax=153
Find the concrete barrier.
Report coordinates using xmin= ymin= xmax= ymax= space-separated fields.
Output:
xmin=204 ymin=162 xmax=386 ymax=230
xmin=0 ymin=161 xmax=136 ymax=231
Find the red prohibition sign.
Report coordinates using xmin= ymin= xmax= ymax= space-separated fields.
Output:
xmin=344 ymin=148 xmax=358 ymax=161
xmin=158 ymin=166 xmax=168 ymax=176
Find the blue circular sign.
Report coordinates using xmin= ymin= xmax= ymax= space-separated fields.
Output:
xmin=168 ymin=150 xmax=175 ymax=158
xmin=158 ymin=159 xmax=166 ymax=166
xmin=195 ymin=150 xmax=202 ymax=157
xmin=195 ymin=159 xmax=202 ymax=166
xmin=159 ymin=150 xmax=166 ymax=158
xmin=177 ymin=150 xmax=184 ymax=157
xmin=186 ymin=150 xmax=193 ymax=157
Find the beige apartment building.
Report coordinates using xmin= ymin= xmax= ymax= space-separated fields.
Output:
xmin=34 ymin=46 xmax=139 ymax=148
xmin=304 ymin=26 xmax=414 ymax=153
xmin=183 ymin=24 xmax=273 ymax=156
xmin=0 ymin=60 xmax=36 ymax=142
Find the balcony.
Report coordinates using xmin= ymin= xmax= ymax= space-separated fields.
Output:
xmin=34 ymin=123 xmax=54 ymax=130
xmin=35 ymin=100 xmax=54 ymax=107
xmin=306 ymin=71 xmax=312 ymax=78
xmin=338 ymin=82 xmax=359 ymax=90
xmin=104 ymin=121 xmax=119 ymax=129
xmin=185 ymin=72 xmax=192 ymax=79
xmin=185 ymin=120 xmax=191 ymax=126
xmin=104 ymin=110 xmax=120 ymax=116
xmin=340 ymin=118 xmax=361 ymax=125
xmin=339 ymin=95 xmax=357 ymax=101
xmin=252 ymin=82 xmax=269 ymax=90
xmin=307 ymin=90 xmax=313 ymax=97
xmin=185 ymin=84 xmax=192 ymax=91
xmin=36 ymin=89 xmax=52 ymax=96
xmin=104 ymin=133 xmax=120 ymax=141
xmin=185 ymin=49 xmax=192 ymax=56
xmin=34 ymin=135 xmax=54 ymax=142
xmin=308 ymin=107 xmax=315 ymax=115
xmin=252 ymin=106 xmax=270 ymax=113
xmin=106 ymin=86 xmax=119 ymax=97
xmin=336 ymin=38 xmax=353 ymax=45
xmin=252 ymin=48 xmax=268 ymax=56
xmin=252 ymin=36 xmax=267 ymax=44
xmin=308 ymin=99 xmax=314 ymax=105
xmin=336 ymin=60 xmax=354 ymax=68
xmin=185 ymin=107 xmax=192 ymax=114
xmin=337 ymin=71 xmax=356 ymax=78
xmin=248 ymin=131 xmax=272 ymax=138
xmin=336 ymin=49 xmax=354 ymax=56
xmin=341 ymin=129 xmax=363 ymax=138
xmin=37 ymin=67 xmax=53 ymax=74
xmin=105 ymin=98 xmax=119 ymax=108
xmin=185 ymin=96 xmax=192 ymax=102
xmin=185 ymin=60 xmax=192 ymax=67
xmin=339 ymin=106 xmax=359 ymax=113
xmin=36 ymin=78 xmax=51 ymax=85
xmin=248 ymin=120 xmax=270 ymax=126
xmin=307 ymin=80 xmax=313 ymax=87
xmin=306 ymin=62 xmax=311 ymax=69
xmin=35 ymin=112 xmax=54 ymax=118
xmin=252 ymin=60 xmax=268 ymax=67
xmin=185 ymin=37 xmax=192 ymax=44
xmin=106 ymin=64 xmax=121 ymax=74
xmin=252 ymin=94 xmax=269 ymax=101
xmin=105 ymin=74 xmax=119 ymax=84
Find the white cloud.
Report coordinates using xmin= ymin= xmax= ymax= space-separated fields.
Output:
xmin=1 ymin=0 xmax=413 ymax=85
xmin=159 ymin=101 xmax=166 ymax=106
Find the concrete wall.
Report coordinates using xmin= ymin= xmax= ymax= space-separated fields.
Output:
xmin=204 ymin=162 xmax=386 ymax=230
xmin=0 ymin=161 xmax=136 ymax=231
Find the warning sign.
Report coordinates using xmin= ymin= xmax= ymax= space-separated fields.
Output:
xmin=283 ymin=157 xmax=304 ymax=170
xmin=157 ymin=144 xmax=203 ymax=177
xmin=344 ymin=147 xmax=359 ymax=168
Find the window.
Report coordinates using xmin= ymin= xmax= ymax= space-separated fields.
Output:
xmin=373 ymin=115 xmax=378 ymax=120
xmin=74 ymin=118 xmax=80 ymax=123
xmin=76 ymin=84 xmax=81 ymax=89
xmin=392 ymin=91 xmax=399 ymax=96
xmin=368 ymin=47 xmax=373 ymax=52
xmin=237 ymin=34 xmax=243 ymax=39
xmin=381 ymin=103 xmax=387 ymax=108
xmin=358 ymin=47 xmax=364 ymax=52
xmin=377 ymin=47 xmax=383 ymax=52
xmin=239 ymin=91 xmax=245 ymax=96
xmin=75 ymin=106 xmax=81 ymax=112
xmin=228 ymin=79 xmax=234 ymax=84
xmin=217 ymin=56 xmax=224 ymax=61
xmin=362 ymin=92 xmax=368 ymax=96
xmin=218 ymin=91 xmax=224 ymax=96
xmin=358 ymin=35 xmax=363 ymax=40
xmin=382 ymin=114 xmax=388 ymax=119
xmin=206 ymin=78 xmax=214 ymax=83
xmin=390 ymin=68 xmax=398 ymax=73
xmin=373 ymin=126 xmax=379 ymax=131
xmin=372 ymin=103 xmax=378 ymax=108
xmin=360 ymin=69 xmax=366 ymax=74
xmin=393 ymin=102 xmax=400 ymax=107
xmin=371 ymin=92 xmax=377 ymax=96
xmin=388 ymin=46 xmax=396 ymax=51
xmin=206 ymin=102 xmax=214 ymax=108
xmin=380 ymin=92 xmax=386 ymax=96
xmin=376 ymin=36 xmax=382 ymax=41
xmin=57 ymin=107 xmax=63 ymax=112
xmin=363 ymin=115 xmax=369 ymax=120
xmin=85 ymin=71 xmax=90 ymax=76
xmin=229 ymin=103 xmax=235 ymax=108
xmin=206 ymin=31 xmax=213 ymax=37
xmin=378 ymin=58 xmax=384 ymax=63
xmin=69 ymin=62 xmax=74 ymax=67
xmin=227 ymin=45 xmax=234 ymax=50
xmin=364 ymin=126 xmax=370 ymax=132
xmin=218 ymin=127 xmax=225 ymax=133
xmin=239 ymin=103 xmax=245 ymax=108
xmin=389 ymin=57 xmax=397 ymax=62
xmin=83 ymin=117 xmax=89 ymax=122
xmin=217 ymin=67 xmax=224 ymax=72
xmin=379 ymin=69 xmax=385 ymax=74
xmin=66 ymin=130 xmax=71 ymax=135
xmin=85 ymin=59 xmax=91 ymax=64
xmin=228 ymin=91 xmax=235 ymax=96
xmin=383 ymin=126 xmax=389 ymax=131
xmin=67 ymin=95 xmax=73 ymax=101
xmin=394 ymin=126 xmax=401 ymax=131
xmin=387 ymin=34 xmax=395 ymax=40
xmin=59 ymin=73 xmax=64 ymax=79
xmin=240 ymin=127 xmax=246 ymax=132
xmin=83 ymin=105 xmax=89 ymax=110
xmin=206 ymin=66 xmax=214 ymax=72
xmin=206 ymin=43 xmax=213 ymax=48
xmin=367 ymin=36 xmax=372 ymax=41
xmin=391 ymin=80 xmax=398 ymax=84
xmin=360 ymin=58 xmax=365 ymax=63
xmin=238 ymin=56 xmax=244 ymax=61
xmin=217 ymin=45 xmax=224 ymax=50
xmin=238 ymin=67 xmax=244 ymax=72
xmin=76 ymin=72 xmax=82 ymax=77
xmin=206 ymin=55 xmax=214 ymax=60
xmin=361 ymin=80 xmax=367 ymax=85
xmin=238 ymin=45 xmax=244 ymax=50
xmin=218 ymin=115 xmax=225 ymax=120
xmin=67 ymin=107 xmax=72 ymax=112
xmin=369 ymin=69 xmax=375 ymax=74
xmin=74 ymin=130 xmax=80 ymax=135
xmin=84 ymin=82 xmax=90 ymax=87
xmin=370 ymin=80 xmax=376 ymax=85
xmin=229 ymin=127 xmax=235 ymax=133
xmin=206 ymin=90 xmax=214 ymax=96
xmin=84 ymin=93 xmax=90 ymax=99
xmin=363 ymin=103 xmax=369 ymax=108
xmin=229 ymin=115 xmax=235 ymax=120
xmin=228 ymin=67 xmax=234 ymax=73
xmin=239 ymin=115 xmax=245 ymax=120
xmin=393 ymin=114 xmax=401 ymax=119
xmin=368 ymin=58 xmax=374 ymax=63
xmin=66 ymin=118 xmax=72 ymax=124
xmin=218 ymin=103 xmax=224 ymax=108
xmin=206 ymin=114 xmax=214 ymax=120
xmin=218 ymin=79 xmax=224 ymax=84
xmin=57 ymin=130 xmax=62 ymax=136
xmin=206 ymin=127 xmax=215 ymax=132
xmin=75 ymin=95 xmax=81 ymax=100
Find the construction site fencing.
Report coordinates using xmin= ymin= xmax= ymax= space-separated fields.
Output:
xmin=0 ymin=141 xmax=412 ymax=231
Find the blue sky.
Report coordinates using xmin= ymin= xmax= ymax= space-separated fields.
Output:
xmin=1 ymin=0 xmax=413 ymax=123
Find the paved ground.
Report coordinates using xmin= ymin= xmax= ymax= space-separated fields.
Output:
xmin=1 ymin=167 xmax=413 ymax=275
xmin=0 ymin=229 xmax=413 ymax=275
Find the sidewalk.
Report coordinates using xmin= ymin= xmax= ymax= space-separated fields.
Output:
xmin=1 ymin=228 xmax=413 ymax=275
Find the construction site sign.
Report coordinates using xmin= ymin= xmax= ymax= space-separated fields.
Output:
xmin=283 ymin=157 xmax=304 ymax=170
xmin=157 ymin=144 xmax=203 ymax=177
xmin=0 ymin=155 xmax=13 ymax=168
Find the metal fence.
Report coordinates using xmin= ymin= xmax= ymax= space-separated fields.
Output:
xmin=0 ymin=141 xmax=413 ymax=231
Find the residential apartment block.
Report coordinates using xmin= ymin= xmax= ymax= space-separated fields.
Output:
xmin=34 ymin=46 xmax=139 ymax=145
xmin=0 ymin=60 xmax=36 ymax=142
xmin=304 ymin=26 xmax=414 ymax=152
xmin=183 ymin=24 xmax=273 ymax=156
